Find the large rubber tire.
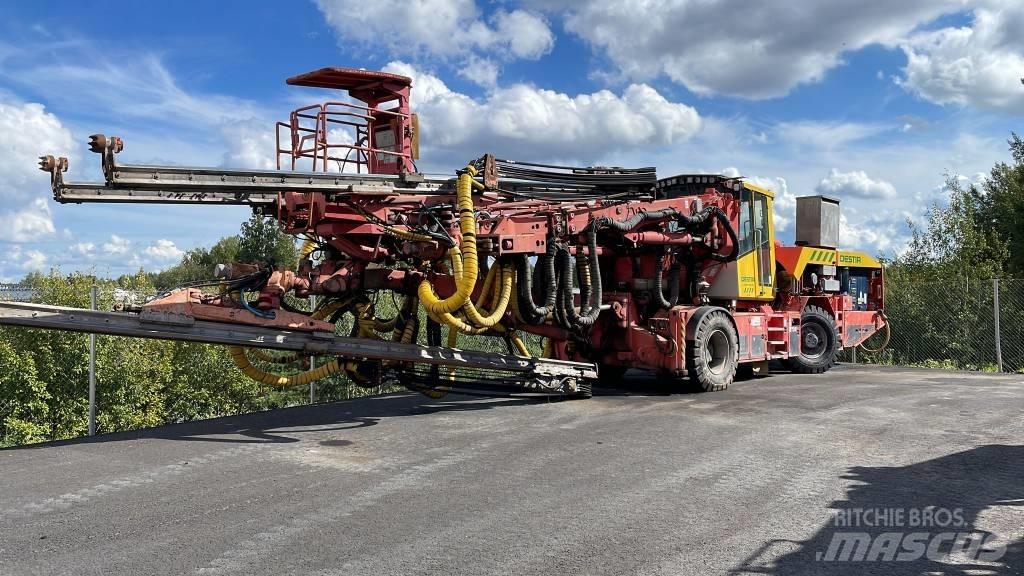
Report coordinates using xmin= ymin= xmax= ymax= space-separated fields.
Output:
xmin=786 ymin=305 xmax=840 ymax=374
xmin=686 ymin=310 xmax=739 ymax=392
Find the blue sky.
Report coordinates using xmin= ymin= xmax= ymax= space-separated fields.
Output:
xmin=0 ymin=0 xmax=1021 ymax=280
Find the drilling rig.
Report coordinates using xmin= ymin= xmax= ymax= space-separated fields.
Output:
xmin=4 ymin=67 xmax=887 ymax=399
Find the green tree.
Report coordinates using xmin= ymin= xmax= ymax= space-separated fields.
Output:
xmin=237 ymin=214 xmax=297 ymax=269
xmin=0 ymin=339 xmax=50 ymax=446
xmin=150 ymin=236 xmax=241 ymax=290
xmin=877 ymin=133 xmax=1023 ymax=371
xmin=895 ymin=177 xmax=1009 ymax=281
xmin=971 ymin=133 xmax=1024 ymax=276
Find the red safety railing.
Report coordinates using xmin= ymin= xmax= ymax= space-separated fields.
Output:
xmin=275 ymin=102 xmax=413 ymax=174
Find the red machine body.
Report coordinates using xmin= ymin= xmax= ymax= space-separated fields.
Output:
xmin=39 ymin=67 xmax=888 ymax=394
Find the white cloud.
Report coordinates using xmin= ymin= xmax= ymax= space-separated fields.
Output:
xmin=816 ymin=169 xmax=897 ymax=199
xmin=143 ymin=239 xmax=184 ymax=262
xmin=0 ymin=100 xmax=70 ymax=248
xmin=0 ymin=100 xmax=73 ymax=203
xmin=221 ymin=120 xmax=277 ymax=170
xmin=0 ymin=198 xmax=56 ymax=242
xmin=102 ymin=235 xmax=130 ymax=255
xmin=7 ymin=53 xmax=266 ymax=128
xmin=458 ymin=55 xmax=500 ymax=89
xmin=776 ymin=121 xmax=889 ymax=151
xmin=751 ymin=175 xmax=798 ymax=232
xmin=71 ymin=242 xmax=96 ymax=256
xmin=0 ymin=40 xmax=269 ymax=278
xmin=488 ymin=9 xmax=555 ymax=60
xmin=898 ymin=3 xmax=1024 ymax=113
xmin=839 ymin=210 xmax=906 ymax=254
xmin=315 ymin=0 xmax=553 ymax=62
xmin=22 ymin=250 xmax=47 ymax=271
xmin=383 ymin=60 xmax=702 ymax=165
xmin=558 ymin=0 xmax=964 ymax=99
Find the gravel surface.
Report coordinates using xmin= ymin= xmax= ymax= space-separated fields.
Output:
xmin=1 ymin=364 xmax=1022 ymax=575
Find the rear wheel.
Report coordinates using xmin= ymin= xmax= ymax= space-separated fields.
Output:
xmin=785 ymin=305 xmax=839 ymax=374
xmin=686 ymin=310 xmax=738 ymax=392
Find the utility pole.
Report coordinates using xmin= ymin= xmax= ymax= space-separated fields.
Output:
xmin=994 ymin=278 xmax=1003 ymax=372
xmin=309 ymin=294 xmax=317 ymax=404
xmin=88 ymin=285 xmax=98 ymax=436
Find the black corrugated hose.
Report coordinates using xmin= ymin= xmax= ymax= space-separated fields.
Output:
xmin=515 ymin=242 xmax=558 ymax=324
xmin=653 ymin=251 xmax=681 ymax=310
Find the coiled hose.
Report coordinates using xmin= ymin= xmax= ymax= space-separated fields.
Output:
xmin=678 ymin=206 xmax=739 ymax=262
xmin=556 ymin=221 xmax=602 ymax=329
xmin=428 ymin=254 xmax=515 ymax=335
xmin=418 ymin=166 xmax=481 ymax=316
xmin=228 ymin=294 xmax=351 ymax=387
xmin=552 ymin=207 xmax=679 ymax=331
xmin=514 ymin=244 xmax=558 ymax=325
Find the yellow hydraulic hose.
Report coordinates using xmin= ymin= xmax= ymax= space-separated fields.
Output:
xmin=508 ymin=331 xmax=531 ymax=357
xmin=474 ymin=261 xmax=499 ymax=311
xmin=247 ymin=348 xmax=302 ymax=364
xmin=462 ymin=264 xmax=514 ymax=329
xmin=228 ymin=291 xmax=352 ymax=386
xmin=418 ymin=166 xmax=479 ymax=315
xmin=299 ymin=238 xmax=317 ymax=259
xmin=425 ymin=258 xmax=515 ymax=335
xmin=230 ymin=346 xmax=343 ymax=387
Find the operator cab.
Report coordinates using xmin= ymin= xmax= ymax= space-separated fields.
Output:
xmin=278 ymin=67 xmax=419 ymax=175
xmin=658 ymin=175 xmax=776 ymax=301
xmin=728 ymin=182 xmax=776 ymax=300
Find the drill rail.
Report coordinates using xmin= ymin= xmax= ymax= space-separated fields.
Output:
xmin=0 ymin=301 xmax=597 ymax=390
xmin=42 ymin=135 xmax=655 ymax=206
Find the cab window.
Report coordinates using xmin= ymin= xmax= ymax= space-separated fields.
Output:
xmin=737 ymin=187 xmax=753 ymax=254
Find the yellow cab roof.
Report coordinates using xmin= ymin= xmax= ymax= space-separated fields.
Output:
xmin=742 ymin=181 xmax=775 ymax=199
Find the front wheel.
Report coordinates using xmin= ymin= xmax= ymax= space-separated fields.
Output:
xmin=686 ymin=310 xmax=738 ymax=392
xmin=785 ymin=305 xmax=840 ymax=374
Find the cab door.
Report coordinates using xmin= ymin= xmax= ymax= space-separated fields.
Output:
xmin=712 ymin=182 xmax=777 ymax=301
xmin=747 ymin=185 xmax=776 ymax=300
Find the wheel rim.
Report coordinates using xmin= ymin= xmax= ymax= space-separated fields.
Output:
xmin=801 ymin=322 xmax=828 ymax=359
xmin=704 ymin=329 xmax=730 ymax=375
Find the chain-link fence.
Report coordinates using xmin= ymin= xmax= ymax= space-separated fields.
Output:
xmin=0 ymin=283 xmax=36 ymax=302
xmin=842 ymin=278 xmax=1024 ymax=373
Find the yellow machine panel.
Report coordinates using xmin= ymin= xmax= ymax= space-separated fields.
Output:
xmin=709 ymin=183 xmax=776 ymax=301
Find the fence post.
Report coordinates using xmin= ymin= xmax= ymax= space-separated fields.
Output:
xmin=88 ymin=284 xmax=98 ymax=436
xmin=309 ymin=294 xmax=317 ymax=404
xmin=993 ymin=278 xmax=1003 ymax=372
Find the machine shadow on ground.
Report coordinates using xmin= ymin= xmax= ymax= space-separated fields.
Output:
xmin=2 ymin=393 xmax=537 ymax=449
xmin=7 ymin=364 xmax=794 ymax=449
xmin=594 ymin=365 xmax=779 ymax=397
xmin=731 ymin=444 xmax=1024 ymax=575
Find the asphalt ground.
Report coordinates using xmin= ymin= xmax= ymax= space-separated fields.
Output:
xmin=1 ymin=364 xmax=1022 ymax=575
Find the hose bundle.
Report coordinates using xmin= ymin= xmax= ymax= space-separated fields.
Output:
xmin=418 ymin=166 xmax=482 ymax=316
xmin=514 ymin=244 xmax=557 ymax=324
